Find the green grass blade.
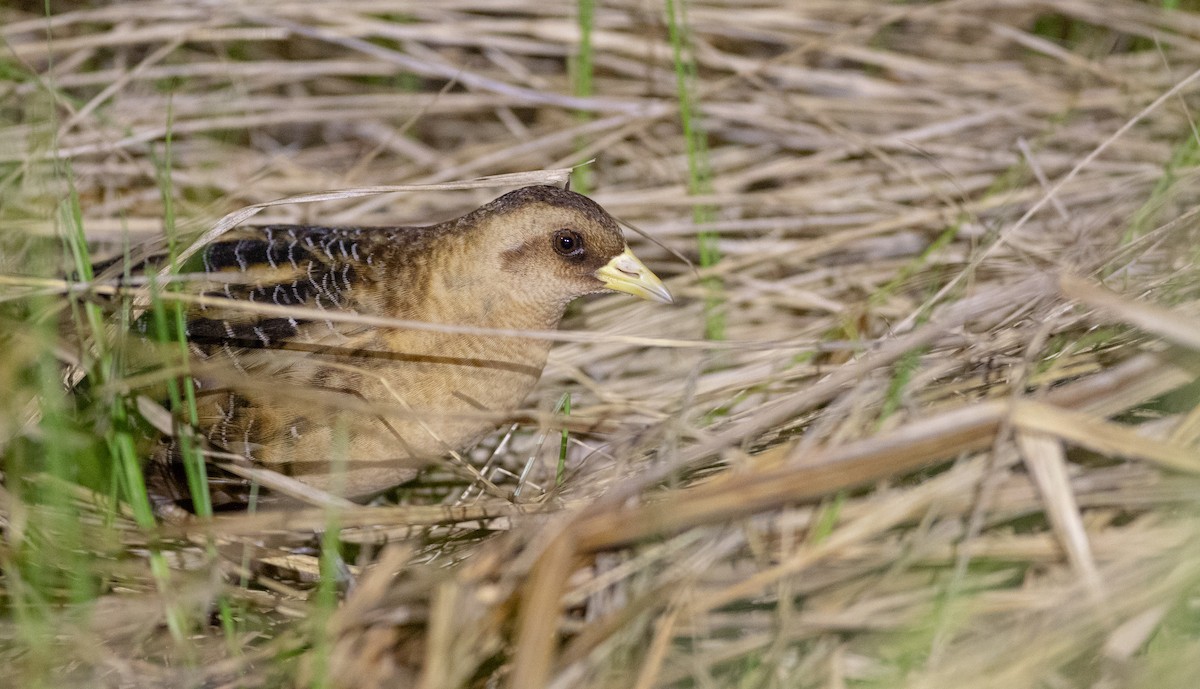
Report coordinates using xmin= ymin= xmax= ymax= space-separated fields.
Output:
xmin=665 ymin=0 xmax=723 ymax=340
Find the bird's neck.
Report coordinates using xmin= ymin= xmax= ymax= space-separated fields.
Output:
xmin=368 ymin=233 xmax=564 ymax=365
xmin=414 ymin=231 xmax=570 ymax=331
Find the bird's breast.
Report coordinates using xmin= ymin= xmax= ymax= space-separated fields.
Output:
xmin=195 ymin=325 xmax=554 ymax=499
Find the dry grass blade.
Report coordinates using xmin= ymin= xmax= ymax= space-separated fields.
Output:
xmin=1013 ymin=400 xmax=1200 ymax=473
xmin=1015 ymin=431 xmax=1104 ymax=598
xmin=1061 ymin=274 xmax=1200 ymax=352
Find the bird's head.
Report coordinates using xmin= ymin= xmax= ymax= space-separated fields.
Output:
xmin=480 ymin=186 xmax=672 ymax=310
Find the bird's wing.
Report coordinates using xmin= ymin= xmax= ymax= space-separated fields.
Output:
xmin=122 ymin=225 xmax=397 ymax=474
xmin=167 ymin=224 xmax=382 ymax=357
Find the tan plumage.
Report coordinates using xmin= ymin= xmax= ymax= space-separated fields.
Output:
xmin=145 ymin=185 xmax=670 ymax=508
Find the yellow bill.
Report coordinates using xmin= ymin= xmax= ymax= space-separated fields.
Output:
xmin=594 ymin=247 xmax=673 ymax=304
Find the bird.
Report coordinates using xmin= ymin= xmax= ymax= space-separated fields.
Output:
xmin=135 ymin=185 xmax=672 ymax=512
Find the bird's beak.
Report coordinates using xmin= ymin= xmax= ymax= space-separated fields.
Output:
xmin=594 ymin=247 xmax=673 ymax=304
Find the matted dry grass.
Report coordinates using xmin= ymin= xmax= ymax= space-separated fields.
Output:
xmin=3 ymin=1 xmax=1200 ymax=688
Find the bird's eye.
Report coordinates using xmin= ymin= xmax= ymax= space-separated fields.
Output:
xmin=552 ymin=229 xmax=585 ymax=258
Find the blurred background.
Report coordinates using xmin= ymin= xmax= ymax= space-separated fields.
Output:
xmin=2 ymin=1 xmax=1200 ymax=688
